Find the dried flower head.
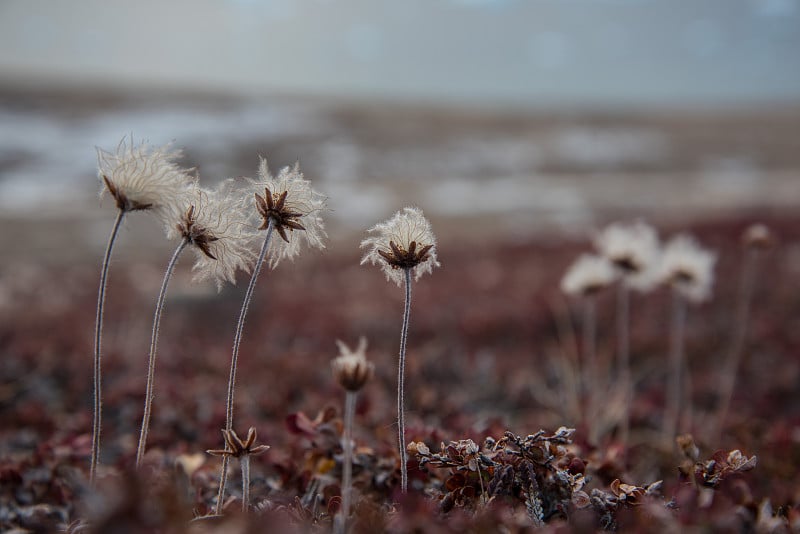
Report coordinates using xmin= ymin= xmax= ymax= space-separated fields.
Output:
xmin=164 ymin=182 xmax=257 ymax=290
xmin=659 ymin=234 xmax=716 ymax=303
xmin=206 ymin=427 xmax=270 ymax=459
xmin=248 ymin=158 xmax=326 ymax=268
xmin=360 ymin=207 xmax=440 ymax=286
xmin=97 ymin=136 xmax=196 ymax=215
xmin=332 ymin=337 xmax=374 ymax=392
xmin=742 ymin=223 xmax=774 ymax=249
xmin=594 ymin=220 xmax=661 ymax=291
xmin=560 ymin=253 xmax=618 ymax=297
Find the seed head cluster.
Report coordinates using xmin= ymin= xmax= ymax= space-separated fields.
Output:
xmin=361 ymin=206 xmax=440 ymax=286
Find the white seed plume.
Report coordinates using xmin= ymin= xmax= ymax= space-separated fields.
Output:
xmin=659 ymin=233 xmax=717 ymax=303
xmin=360 ymin=206 xmax=441 ymax=287
xmin=97 ymin=136 xmax=196 ymax=216
xmin=561 ymin=253 xmax=618 ymax=297
xmin=248 ymin=158 xmax=327 ymax=268
xmin=164 ymin=182 xmax=258 ymax=290
xmin=594 ymin=220 xmax=661 ymax=292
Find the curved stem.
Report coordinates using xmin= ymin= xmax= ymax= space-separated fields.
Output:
xmin=91 ymin=209 xmax=125 ymax=483
xmin=398 ymin=268 xmax=412 ymax=493
xmin=664 ymin=288 xmax=687 ymax=444
xmin=340 ymin=390 xmax=357 ymax=532
xmin=136 ymin=238 xmax=188 ymax=466
xmin=215 ymin=221 xmax=274 ymax=515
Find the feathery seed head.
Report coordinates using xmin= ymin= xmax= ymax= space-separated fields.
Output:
xmin=248 ymin=158 xmax=326 ymax=268
xmin=595 ymin=220 xmax=661 ymax=292
xmin=332 ymin=337 xmax=374 ymax=392
xmin=561 ymin=253 xmax=618 ymax=297
xmin=659 ymin=233 xmax=717 ymax=303
xmin=165 ymin=181 xmax=258 ymax=290
xmin=360 ymin=207 xmax=440 ymax=286
xmin=97 ymin=137 xmax=196 ymax=215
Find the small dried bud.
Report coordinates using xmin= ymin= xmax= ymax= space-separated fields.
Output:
xmin=676 ymin=434 xmax=700 ymax=462
xmin=332 ymin=337 xmax=374 ymax=392
xmin=742 ymin=223 xmax=773 ymax=249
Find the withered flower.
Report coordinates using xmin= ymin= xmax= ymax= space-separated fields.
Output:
xmin=360 ymin=206 xmax=440 ymax=286
xmin=207 ymin=427 xmax=270 ymax=459
xmin=332 ymin=337 xmax=374 ymax=392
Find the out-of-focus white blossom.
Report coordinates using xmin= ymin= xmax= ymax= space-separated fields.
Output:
xmin=97 ymin=136 xmax=196 ymax=216
xmin=332 ymin=337 xmax=374 ymax=392
xmin=561 ymin=253 xmax=618 ymax=296
xmin=360 ymin=207 xmax=440 ymax=287
xmin=659 ymin=233 xmax=716 ymax=303
xmin=594 ymin=220 xmax=661 ymax=292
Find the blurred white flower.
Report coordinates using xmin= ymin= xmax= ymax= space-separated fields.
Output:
xmin=360 ymin=206 xmax=440 ymax=286
xmin=248 ymin=158 xmax=326 ymax=268
xmin=659 ymin=233 xmax=716 ymax=303
xmin=595 ymin=220 xmax=661 ymax=291
xmin=332 ymin=337 xmax=374 ymax=392
xmin=560 ymin=253 xmax=617 ymax=297
xmin=97 ymin=136 xmax=196 ymax=216
xmin=165 ymin=182 xmax=257 ymax=290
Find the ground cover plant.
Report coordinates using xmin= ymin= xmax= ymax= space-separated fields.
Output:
xmin=1 ymin=140 xmax=799 ymax=532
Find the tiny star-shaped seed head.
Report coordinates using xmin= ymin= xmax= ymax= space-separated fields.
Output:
xmin=246 ymin=158 xmax=326 ymax=269
xmin=206 ymin=427 xmax=270 ymax=459
xmin=361 ymin=206 xmax=440 ymax=287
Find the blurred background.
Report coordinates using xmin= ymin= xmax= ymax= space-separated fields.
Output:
xmin=0 ymin=0 xmax=799 ymax=262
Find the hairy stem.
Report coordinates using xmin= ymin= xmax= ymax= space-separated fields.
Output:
xmin=241 ymin=455 xmax=251 ymax=512
xmin=339 ymin=390 xmax=357 ymax=533
xmin=398 ymin=268 xmax=412 ymax=493
xmin=664 ymin=288 xmax=687 ymax=444
xmin=712 ymin=248 xmax=759 ymax=441
xmin=215 ymin=221 xmax=274 ymax=515
xmin=91 ymin=209 xmax=125 ymax=483
xmin=616 ymin=282 xmax=631 ymax=455
xmin=136 ymin=238 xmax=188 ymax=466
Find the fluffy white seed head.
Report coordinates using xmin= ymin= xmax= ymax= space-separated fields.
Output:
xmin=595 ymin=220 xmax=661 ymax=292
xmin=332 ymin=337 xmax=374 ymax=392
xmin=248 ymin=158 xmax=327 ymax=268
xmin=659 ymin=233 xmax=717 ymax=303
xmin=164 ymin=181 xmax=258 ymax=290
xmin=97 ymin=136 xmax=196 ymax=216
xmin=360 ymin=206 xmax=441 ymax=287
xmin=561 ymin=253 xmax=618 ymax=297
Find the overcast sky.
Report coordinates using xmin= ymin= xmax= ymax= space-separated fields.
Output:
xmin=1 ymin=0 xmax=799 ymax=109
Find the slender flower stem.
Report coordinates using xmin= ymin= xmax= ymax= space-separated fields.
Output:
xmin=582 ymin=294 xmax=598 ymax=443
xmin=664 ymin=288 xmax=687 ymax=444
xmin=215 ymin=221 xmax=274 ymax=515
xmin=339 ymin=390 xmax=357 ymax=533
xmin=240 ymin=455 xmax=251 ymax=512
xmin=712 ymin=248 xmax=759 ymax=441
xmin=398 ymin=268 xmax=412 ymax=493
xmin=616 ymin=282 xmax=631 ymax=455
xmin=91 ymin=209 xmax=125 ymax=483
xmin=136 ymin=238 xmax=189 ymax=466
